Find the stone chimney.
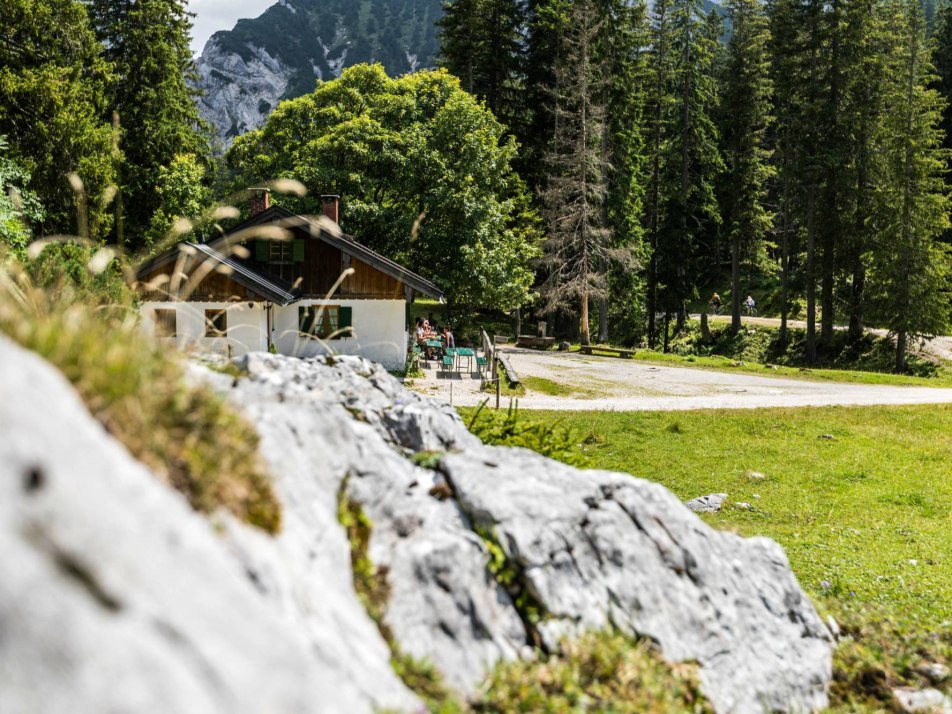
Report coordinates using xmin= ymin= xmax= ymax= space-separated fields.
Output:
xmin=249 ymin=188 xmax=271 ymax=216
xmin=321 ymin=194 xmax=340 ymax=224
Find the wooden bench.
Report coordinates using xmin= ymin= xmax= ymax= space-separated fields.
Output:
xmin=579 ymin=345 xmax=636 ymax=359
xmin=496 ymin=351 xmax=520 ymax=386
xmin=440 ymin=354 xmax=457 ymax=376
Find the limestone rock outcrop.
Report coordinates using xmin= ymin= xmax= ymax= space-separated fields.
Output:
xmin=1 ymin=341 xmax=833 ymax=713
xmin=0 ymin=335 xmax=412 ymax=714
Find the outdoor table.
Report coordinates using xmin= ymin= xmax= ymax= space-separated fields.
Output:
xmin=455 ymin=347 xmax=475 ymax=373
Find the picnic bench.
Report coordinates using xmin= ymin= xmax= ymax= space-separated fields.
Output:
xmin=579 ymin=345 xmax=637 ymax=359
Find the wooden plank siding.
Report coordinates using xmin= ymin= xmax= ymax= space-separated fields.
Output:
xmin=137 ymin=263 xmax=253 ymax=302
xmin=137 ymin=229 xmax=410 ymax=302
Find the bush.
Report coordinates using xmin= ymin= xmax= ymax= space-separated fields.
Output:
xmin=465 ymin=400 xmax=589 ymax=467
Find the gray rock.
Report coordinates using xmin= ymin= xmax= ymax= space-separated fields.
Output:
xmin=685 ymin=492 xmax=729 ymax=513
xmin=442 ymin=449 xmax=833 ymax=713
xmin=227 ymin=353 xmax=524 ymax=692
xmin=893 ymin=687 xmax=952 ymax=713
xmin=915 ymin=663 xmax=951 ymax=684
xmin=0 ymin=336 xmax=357 ymax=714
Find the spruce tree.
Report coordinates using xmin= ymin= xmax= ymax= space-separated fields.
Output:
xmin=722 ymin=0 xmax=774 ymax=333
xmin=644 ymin=0 xmax=676 ymax=346
xmin=87 ymin=0 xmax=208 ymax=249
xmin=657 ymin=0 xmax=723 ymax=333
xmin=598 ymin=0 xmax=650 ymax=344
xmin=539 ymin=0 xmax=616 ymax=346
xmin=871 ymin=0 xmax=951 ymax=371
xmin=438 ymin=0 xmax=528 ymax=135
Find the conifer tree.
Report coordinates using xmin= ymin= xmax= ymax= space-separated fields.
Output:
xmin=871 ymin=0 xmax=951 ymax=371
xmin=644 ymin=0 xmax=676 ymax=346
xmin=722 ymin=0 xmax=773 ymax=333
xmin=87 ymin=0 xmax=208 ymax=248
xmin=766 ymin=0 xmax=802 ymax=343
xmin=657 ymin=0 xmax=723 ymax=333
xmin=598 ymin=0 xmax=650 ymax=343
xmin=539 ymin=0 xmax=616 ymax=346
xmin=438 ymin=0 xmax=528 ymax=134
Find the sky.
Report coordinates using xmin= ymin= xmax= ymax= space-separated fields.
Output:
xmin=189 ymin=0 xmax=276 ymax=55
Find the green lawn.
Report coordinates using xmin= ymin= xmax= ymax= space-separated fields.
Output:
xmin=460 ymin=403 xmax=952 ymax=710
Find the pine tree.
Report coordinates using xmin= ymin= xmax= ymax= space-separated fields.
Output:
xmin=539 ymin=0 xmax=617 ymax=346
xmin=722 ymin=0 xmax=774 ymax=333
xmin=643 ymin=0 xmax=676 ymax=347
xmin=438 ymin=0 xmax=528 ymax=135
xmin=871 ymin=0 xmax=951 ymax=371
xmin=766 ymin=0 xmax=802 ymax=344
xmin=87 ymin=0 xmax=208 ymax=248
xmin=597 ymin=0 xmax=649 ymax=344
xmin=657 ymin=0 xmax=723 ymax=335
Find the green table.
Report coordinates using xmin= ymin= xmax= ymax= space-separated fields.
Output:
xmin=456 ymin=347 xmax=475 ymax=373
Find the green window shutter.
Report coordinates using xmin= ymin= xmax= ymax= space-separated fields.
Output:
xmin=292 ymin=238 xmax=305 ymax=262
xmin=255 ymin=240 xmax=269 ymax=262
xmin=338 ymin=306 xmax=352 ymax=337
xmin=299 ymin=306 xmax=315 ymax=334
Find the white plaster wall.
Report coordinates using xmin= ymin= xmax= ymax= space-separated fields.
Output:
xmin=140 ymin=301 xmax=267 ymax=357
xmin=272 ymin=300 xmax=408 ymax=370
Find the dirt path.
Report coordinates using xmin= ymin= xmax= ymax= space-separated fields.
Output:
xmin=701 ymin=314 xmax=952 ymax=363
xmin=409 ymin=348 xmax=952 ymax=412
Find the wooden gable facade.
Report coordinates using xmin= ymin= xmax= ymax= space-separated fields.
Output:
xmin=136 ymin=204 xmax=441 ymax=305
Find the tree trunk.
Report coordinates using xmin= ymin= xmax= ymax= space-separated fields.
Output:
xmin=580 ymin=291 xmax=591 ymax=346
xmin=806 ymin=183 xmax=817 ymax=364
xmin=513 ymin=307 xmax=521 ymax=339
xmin=896 ymin=328 xmax=907 ymax=372
xmin=848 ymin=264 xmax=865 ymax=340
xmin=731 ymin=233 xmax=741 ymax=334
xmin=779 ymin=153 xmax=790 ymax=344
xmin=663 ymin=311 xmax=671 ymax=353
xmin=598 ymin=298 xmax=608 ymax=342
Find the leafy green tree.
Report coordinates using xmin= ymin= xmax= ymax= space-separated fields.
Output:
xmin=0 ymin=0 xmax=115 ymax=239
xmin=0 ymin=137 xmax=45 ymax=254
xmin=722 ymin=0 xmax=773 ymax=333
xmin=146 ymin=154 xmax=213 ymax=246
xmin=228 ymin=64 xmax=540 ymax=312
xmin=870 ymin=0 xmax=951 ymax=371
xmin=86 ymin=0 xmax=208 ymax=248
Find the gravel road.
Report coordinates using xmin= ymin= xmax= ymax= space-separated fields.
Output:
xmin=409 ymin=348 xmax=952 ymax=412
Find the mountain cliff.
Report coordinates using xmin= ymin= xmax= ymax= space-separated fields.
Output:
xmin=196 ymin=0 xmax=442 ymax=145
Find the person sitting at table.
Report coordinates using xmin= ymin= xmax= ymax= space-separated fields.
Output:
xmin=442 ymin=325 xmax=455 ymax=349
xmin=415 ymin=318 xmax=427 ymax=344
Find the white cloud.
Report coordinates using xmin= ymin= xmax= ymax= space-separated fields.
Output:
xmin=189 ymin=0 xmax=277 ymax=55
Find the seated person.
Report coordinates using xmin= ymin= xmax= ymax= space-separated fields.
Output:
xmin=442 ymin=325 xmax=455 ymax=349
xmin=414 ymin=318 xmax=427 ymax=344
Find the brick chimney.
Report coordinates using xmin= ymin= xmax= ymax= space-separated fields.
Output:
xmin=249 ymin=188 xmax=271 ymax=216
xmin=321 ymin=194 xmax=340 ymax=224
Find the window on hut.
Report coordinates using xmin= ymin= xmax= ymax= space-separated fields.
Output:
xmin=154 ymin=308 xmax=177 ymax=337
xmin=204 ymin=309 xmax=227 ymax=337
xmin=298 ymin=305 xmax=352 ymax=340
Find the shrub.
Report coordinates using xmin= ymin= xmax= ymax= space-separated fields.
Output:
xmin=465 ymin=400 xmax=589 ymax=467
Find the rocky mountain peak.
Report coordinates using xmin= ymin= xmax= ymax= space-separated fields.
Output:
xmin=195 ymin=0 xmax=443 ymax=147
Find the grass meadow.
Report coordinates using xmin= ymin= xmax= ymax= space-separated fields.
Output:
xmin=461 ymin=402 xmax=952 ymax=710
